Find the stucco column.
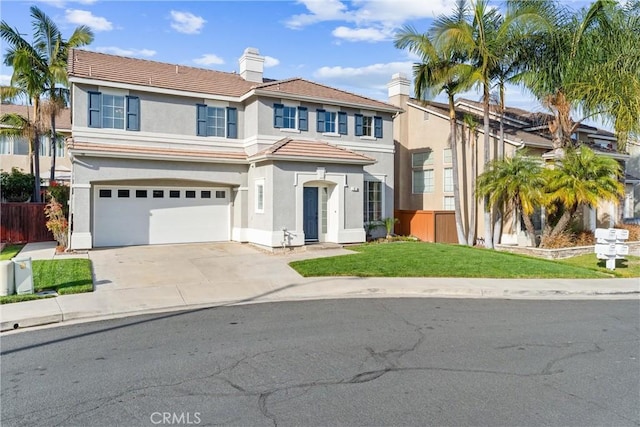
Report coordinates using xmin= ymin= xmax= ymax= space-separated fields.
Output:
xmin=70 ymin=184 xmax=92 ymax=249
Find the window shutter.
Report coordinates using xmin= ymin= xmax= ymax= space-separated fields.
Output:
xmin=355 ymin=114 xmax=363 ymax=136
xmin=126 ymin=96 xmax=140 ymax=131
xmin=196 ymin=104 xmax=207 ymax=136
xmin=338 ymin=112 xmax=347 ymax=135
xmin=88 ymin=91 xmax=101 ymax=128
xmin=298 ymin=107 xmax=308 ymax=131
xmin=316 ymin=109 xmax=325 ymax=132
xmin=374 ymin=116 xmax=383 ymax=138
xmin=273 ymin=103 xmax=284 ymax=128
xmin=227 ymin=107 xmax=237 ymax=139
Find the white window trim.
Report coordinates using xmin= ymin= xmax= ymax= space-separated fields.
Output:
xmin=443 ymin=148 xmax=452 ymax=164
xmin=443 ymin=167 xmax=453 ymax=193
xmin=255 ymin=179 xmax=265 ymax=214
xmin=443 ymin=196 xmax=455 ymax=211
xmin=281 ymin=105 xmax=299 ymax=131
xmin=320 ymin=108 xmax=338 ymax=135
xmin=364 ymin=174 xmax=386 ymax=222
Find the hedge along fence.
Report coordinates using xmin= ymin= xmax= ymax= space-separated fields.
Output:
xmin=1 ymin=203 xmax=53 ymax=243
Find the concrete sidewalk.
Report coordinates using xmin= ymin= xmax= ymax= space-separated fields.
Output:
xmin=1 ymin=242 xmax=638 ymax=332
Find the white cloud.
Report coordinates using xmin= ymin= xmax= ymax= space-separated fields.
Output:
xmin=264 ymin=56 xmax=280 ymax=68
xmin=38 ymin=0 xmax=97 ymax=6
xmin=287 ymin=0 xmax=349 ymax=29
xmin=331 ymin=26 xmax=390 ymax=42
xmin=287 ymin=0 xmax=453 ymax=40
xmin=0 ymin=74 xmax=11 ymax=86
xmin=94 ymin=47 xmax=156 ymax=58
xmin=170 ymin=11 xmax=206 ymax=34
xmin=313 ymin=60 xmax=414 ymax=98
xmin=193 ymin=54 xmax=225 ymax=66
xmin=65 ymin=9 xmax=113 ymax=31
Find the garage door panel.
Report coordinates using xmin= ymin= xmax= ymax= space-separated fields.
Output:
xmin=94 ymin=186 xmax=229 ymax=247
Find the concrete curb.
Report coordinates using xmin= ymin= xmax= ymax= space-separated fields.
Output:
xmin=2 ymin=288 xmax=638 ymax=333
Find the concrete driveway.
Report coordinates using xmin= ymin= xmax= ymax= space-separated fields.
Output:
xmin=89 ymin=242 xmax=352 ymax=300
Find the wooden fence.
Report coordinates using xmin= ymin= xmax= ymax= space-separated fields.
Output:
xmin=1 ymin=203 xmax=53 ymax=243
xmin=394 ymin=210 xmax=458 ymax=244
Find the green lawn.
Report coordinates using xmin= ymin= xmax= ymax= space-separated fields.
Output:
xmin=290 ymin=242 xmax=612 ymax=279
xmin=558 ymin=254 xmax=640 ymax=278
xmin=0 ymin=244 xmax=24 ymax=260
xmin=0 ymin=259 xmax=93 ymax=304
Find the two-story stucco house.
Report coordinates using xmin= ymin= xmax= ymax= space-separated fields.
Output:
xmin=388 ymin=73 xmax=634 ymax=245
xmin=66 ymin=48 xmax=401 ymax=249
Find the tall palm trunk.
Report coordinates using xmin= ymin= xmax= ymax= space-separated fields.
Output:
xmin=449 ymin=94 xmax=468 ymax=245
xmin=50 ymin=113 xmax=56 ymax=183
xmin=32 ymin=101 xmax=41 ymax=203
xmin=482 ymin=86 xmax=493 ymax=249
xmin=492 ymin=94 xmax=505 ymax=246
xmin=467 ymin=127 xmax=477 ymax=245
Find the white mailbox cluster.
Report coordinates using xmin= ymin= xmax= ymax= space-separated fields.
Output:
xmin=594 ymin=228 xmax=629 ymax=270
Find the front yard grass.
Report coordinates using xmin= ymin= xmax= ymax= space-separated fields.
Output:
xmin=290 ymin=242 xmax=612 ymax=278
xmin=0 ymin=259 xmax=93 ymax=304
xmin=558 ymin=254 xmax=640 ymax=278
xmin=0 ymin=244 xmax=24 ymax=260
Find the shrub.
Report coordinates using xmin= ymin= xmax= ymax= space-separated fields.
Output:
xmin=44 ymin=197 xmax=68 ymax=249
xmin=540 ymin=232 xmax=574 ymax=249
xmin=574 ymin=230 xmax=595 ymax=246
xmin=0 ymin=168 xmax=34 ymax=202
xmin=46 ymin=181 xmax=70 ymax=216
xmin=615 ymin=223 xmax=640 ymax=241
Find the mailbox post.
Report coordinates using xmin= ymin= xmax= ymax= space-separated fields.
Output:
xmin=594 ymin=228 xmax=629 ymax=270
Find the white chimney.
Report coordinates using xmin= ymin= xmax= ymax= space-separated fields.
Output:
xmin=387 ymin=72 xmax=411 ymax=98
xmin=239 ymin=47 xmax=265 ymax=83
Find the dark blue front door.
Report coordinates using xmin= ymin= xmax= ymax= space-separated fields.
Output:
xmin=303 ymin=187 xmax=318 ymax=241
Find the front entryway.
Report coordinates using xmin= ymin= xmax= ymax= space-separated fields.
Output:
xmin=93 ymin=185 xmax=230 ymax=247
xmin=303 ymin=187 xmax=319 ymax=241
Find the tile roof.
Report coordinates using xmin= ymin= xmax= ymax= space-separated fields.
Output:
xmin=413 ymin=100 xmax=554 ymax=149
xmin=68 ymin=49 xmax=399 ymax=111
xmin=0 ymin=104 xmax=72 ymax=130
xmin=67 ymin=140 xmax=247 ymax=162
xmin=255 ymin=78 xmax=400 ymax=111
xmin=68 ymin=49 xmax=256 ymax=97
xmin=249 ymin=138 xmax=376 ymax=164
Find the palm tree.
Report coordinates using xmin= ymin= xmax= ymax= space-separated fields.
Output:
xmin=1 ymin=6 xmax=93 ymax=200
xmin=575 ymin=1 xmax=640 ymax=152
xmin=514 ymin=0 xmax=631 ymax=151
xmin=476 ymin=151 xmax=545 ymax=247
xmin=432 ymin=0 xmax=544 ymax=248
xmin=395 ymin=11 xmax=478 ymax=245
xmin=463 ymin=114 xmax=479 ymax=244
xmin=544 ymin=146 xmax=624 ymax=238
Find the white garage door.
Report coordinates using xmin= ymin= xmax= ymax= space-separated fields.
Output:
xmin=93 ymin=185 xmax=230 ymax=247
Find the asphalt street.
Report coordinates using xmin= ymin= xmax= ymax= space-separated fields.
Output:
xmin=1 ymin=298 xmax=639 ymax=426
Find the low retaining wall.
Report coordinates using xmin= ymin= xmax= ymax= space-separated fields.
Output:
xmin=496 ymin=242 xmax=640 ymax=259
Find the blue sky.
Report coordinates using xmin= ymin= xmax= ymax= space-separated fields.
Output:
xmin=2 ymin=0 xmax=598 ymax=120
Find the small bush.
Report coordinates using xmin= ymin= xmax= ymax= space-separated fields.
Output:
xmin=44 ymin=197 xmax=68 ymax=249
xmin=46 ymin=181 xmax=70 ymax=216
xmin=574 ymin=230 xmax=595 ymax=246
xmin=0 ymin=167 xmax=34 ymax=202
xmin=540 ymin=232 xmax=574 ymax=249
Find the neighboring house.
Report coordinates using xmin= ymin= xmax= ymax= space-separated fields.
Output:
xmin=66 ymin=48 xmax=400 ymax=249
xmin=388 ymin=73 xmax=634 ymax=245
xmin=625 ymin=139 xmax=640 ymax=220
xmin=0 ymin=104 xmax=72 ymax=184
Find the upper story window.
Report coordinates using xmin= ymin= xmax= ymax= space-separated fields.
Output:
xmin=443 ymin=148 xmax=452 ymax=164
xmin=355 ymin=114 xmax=383 ymax=138
xmin=88 ymin=91 xmax=139 ymax=131
xmin=196 ymin=104 xmax=237 ymax=138
xmin=273 ymin=104 xmax=308 ymax=131
xmin=412 ymin=151 xmax=434 ymax=194
xmin=317 ymin=109 xmax=347 ymax=135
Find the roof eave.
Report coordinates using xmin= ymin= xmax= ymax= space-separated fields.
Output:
xmin=251 ymin=89 xmax=401 ymax=113
xmin=248 ymin=153 xmax=375 ymax=165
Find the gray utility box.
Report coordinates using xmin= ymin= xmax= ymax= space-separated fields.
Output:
xmin=0 ymin=260 xmax=15 ymax=296
xmin=12 ymin=257 xmax=34 ymax=295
